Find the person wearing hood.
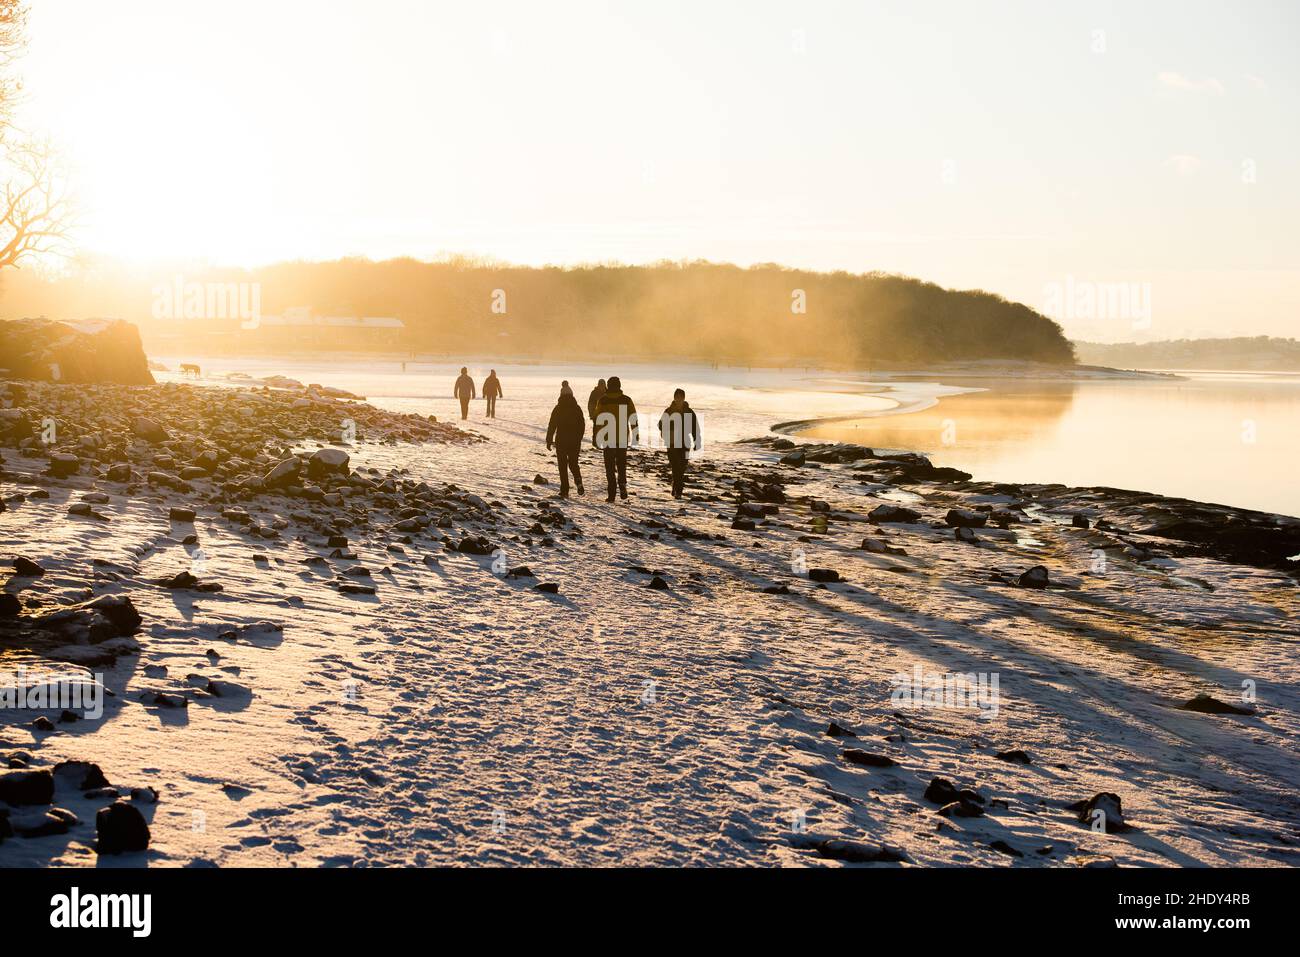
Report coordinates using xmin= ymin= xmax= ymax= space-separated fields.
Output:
xmin=453 ymin=367 xmax=476 ymax=420
xmin=658 ymin=388 xmax=702 ymax=499
xmin=483 ymin=370 xmax=503 ymax=418
xmin=587 ymin=378 xmax=607 ymax=446
xmin=546 ymin=381 xmax=586 ymax=497
xmin=592 ymin=375 xmax=638 ymax=502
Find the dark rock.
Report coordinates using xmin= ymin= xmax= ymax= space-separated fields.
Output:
xmin=533 ymin=473 xmax=549 ymax=485
xmin=12 ymin=556 xmax=44 ymax=577
xmin=1018 ymin=565 xmax=1050 ymax=589
xmin=53 ymin=761 xmax=110 ymax=790
xmin=0 ymin=769 xmax=54 ymax=806
xmin=31 ymin=716 xmax=55 ymax=731
xmin=810 ymin=839 xmax=907 ymax=864
xmin=938 ymin=799 xmax=985 ymax=818
xmin=647 ymin=576 xmax=669 ymax=591
xmin=169 ymin=507 xmax=196 ymax=523
xmin=808 ymin=568 xmax=840 ymax=583
xmin=535 ymin=582 xmax=559 ymax=594
xmin=95 ymin=801 xmax=151 ymax=854
xmin=954 ymin=526 xmax=979 ymax=544
xmin=731 ymin=518 xmax=756 ymax=531
xmin=1072 ymin=513 xmax=1091 ymax=529
xmin=868 ymin=504 xmax=921 ymax=524
xmin=1178 ymin=694 xmax=1254 ymax=716
xmin=842 ymin=749 xmax=896 ymax=767
xmin=995 ymin=749 xmax=1032 ymax=764
xmin=457 ymin=536 xmax=494 ymax=556
xmin=1069 ymin=792 xmax=1127 ymax=832
xmin=307 ymin=448 xmax=350 ymax=479
xmin=945 ymin=508 xmax=988 ymax=528
xmin=0 ymin=593 xmax=19 ymax=617
xmin=826 ymin=722 xmax=857 ymax=738
xmin=990 ymin=839 xmax=1024 ymax=858
xmin=48 ymin=453 xmax=80 ymax=478
xmin=924 ymin=777 xmax=960 ymax=805
xmin=779 ymin=449 xmax=806 ymax=467
xmin=762 ymin=584 xmax=791 ymax=595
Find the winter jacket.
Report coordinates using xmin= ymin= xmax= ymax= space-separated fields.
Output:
xmin=454 ymin=374 xmax=476 ymax=400
xmin=483 ymin=375 xmax=502 ymax=399
xmin=546 ymin=395 xmax=586 ymax=449
xmin=593 ymin=389 xmax=638 ymax=449
xmin=587 ymin=383 xmax=607 ymax=418
xmin=658 ymin=402 xmax=701 ymax=451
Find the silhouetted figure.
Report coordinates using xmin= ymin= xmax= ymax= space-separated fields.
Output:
xmin=545 ymin=382 xmax=586 ymax=498
xmin=483 ymin=370 xmax=502 ymax=418
xmin=658 ymin=388 xmax=702 ymax=499
xmin=453 ymin=367 xmax=475 ymax=420
xmin=593 ymin=375 xmax=638 ymax=502
xmin=587 ymin=378 xmax=607 ymax=446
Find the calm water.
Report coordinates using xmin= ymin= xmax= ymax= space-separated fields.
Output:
xmin=156 ymin=357 xmax=1300 ymax=519
xmin=801 ymin=372 xmax=1300 ymax=518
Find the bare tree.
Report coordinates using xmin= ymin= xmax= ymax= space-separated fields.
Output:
xmin=0 ymin=2 xmax=73 ymax=268
xmin=0 ymin=0 xmax=27 ymax=133
xmin=0 ymin=138 xmax=72 ymax=267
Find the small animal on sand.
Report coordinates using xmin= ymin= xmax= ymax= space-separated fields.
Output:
xmin=180 ymin=363 xmax=201 ymax=378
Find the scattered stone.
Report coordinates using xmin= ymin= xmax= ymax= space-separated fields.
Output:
xmin=1068 ymin=792 xmax=1128 ymax=833
xmin=989 ymin=839 xmax=1024 ymax=858
xmin=95 ymin=801 xmax=151 ymax=854
xmin=535 ymin=582 xmax=560 ymax=594
xmin=1018 ymin=565 xmax=1050 ymax=589
xmin=647 ymin=575 xmax=669 ymax=590
xmin=842 ymin=749 xmax=896 ymax=767
xmin=945 ymin=508 xmax=988 ymax=528
xmin=1072 ymin=513 xmax=1091 ymax=529
xmin=12 ymin=556 xmax=45 ymax=577
xmin=169 ymin=506 xmax=196 ymax=522
xmin=954 ymin=526 xmax=979 ymax=544
xmin=53 ymin=761 xmax=110 ymax=790
xmin=826 ymin=722 xmax=857 ymax=738
xmin=1178 ymin=694 xmax=1254 ymax=716
xmin=808 ymin=568 xmax=841 ymax=583
xmin=868 ymin=504 xmax=921 ymax=524
xmin=995 ymin=749 xmax=1032 ymax=764
xmin=0 ymin=769 xmax=55 ymax=806
xmin=809 ymin=839 xmax=908 ymax=864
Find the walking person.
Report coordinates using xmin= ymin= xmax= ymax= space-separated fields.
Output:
xmin=545 ymin=382 xmax=586 ymax=498
xmin=593 ymin=375 xmax=638 ymax=502
xmin=587 ymin=378 xmax=607 ymax=446
xmin=453 ymin=367 xmax=476 ymax=420
xmin=658 ymin=388 xmax=702 ymax=499
xmin=483 ymin=369 xmax=503 ymax=418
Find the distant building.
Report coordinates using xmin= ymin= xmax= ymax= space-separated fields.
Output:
xmin=253 ymin=308 xmax=405 ymax=348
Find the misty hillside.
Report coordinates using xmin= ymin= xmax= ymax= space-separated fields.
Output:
xmin=1075 ymin=337 xmax=1300 ymax=372
xmin=2 ymin=258 xmax=1075 ymax=366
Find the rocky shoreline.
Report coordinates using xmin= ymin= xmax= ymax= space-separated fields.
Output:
xmin=2 ymin=377 xmax=1297 ymax=866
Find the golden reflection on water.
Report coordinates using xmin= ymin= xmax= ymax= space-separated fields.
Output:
xmin=800 ymin=376 xmax=1300 ymax=517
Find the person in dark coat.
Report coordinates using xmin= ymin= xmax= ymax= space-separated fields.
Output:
xmin=453 ymin=367 xmax=476 ymax=420
xmin=483 ymin=370 xmax=503 ymax=418
xmin=545 ymin=382 xmax=586 ymax=497
xmin=593 ymin=375 xmax=638 ymax=502
xmin=658 ymin=388 xmax=702 ymax=499
xmin=587 ymin=378 xmax=607 ymax=446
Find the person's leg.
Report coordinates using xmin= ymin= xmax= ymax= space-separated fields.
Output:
xmin=668 ymin=449 xmax=686 ymax=497
xmin=556 ymin=449 xmax=569 ymax=496
xmin=488 ymin=396 xmax=496 ymax=417
xmin=616 ymin=450 xmax=628 ymax=499
xmin=459 ymin=397 xmax=469 ymax=420
xmin=603 ymin=450 xmax=617 ymax=502
xmin=571 ymin=449 xmax=584 ymax=494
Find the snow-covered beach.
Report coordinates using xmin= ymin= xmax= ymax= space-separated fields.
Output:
xmin=2 ymin=362 xmax=1298 ymax=868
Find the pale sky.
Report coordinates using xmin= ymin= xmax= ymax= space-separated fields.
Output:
xmin=14 ymin=0 xmax=1300 ymax=341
